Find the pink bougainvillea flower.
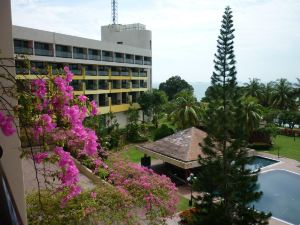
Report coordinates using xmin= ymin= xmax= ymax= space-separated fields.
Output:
xmin=90 ymin=100 xmax=97 ymax=116
xmin=78 ymin=95 xmax=88 ymax=103
xmin=33 ymin=152 xmax=48 ymax=164
xmin=0 ymin=112 xmax=16 ymax=136
xmin=31 ymin=79 xmax=47 ymax=98
xmin=90 ymin=191 xmax=97 ymax=199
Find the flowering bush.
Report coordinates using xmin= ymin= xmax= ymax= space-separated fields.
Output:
xmin=27 ymin=184 xmax=138 ymax=225
xmin=13 ymin=66 xmax=105 ymax=207
xmin=109 ymin=159 xmax=179 ymax=224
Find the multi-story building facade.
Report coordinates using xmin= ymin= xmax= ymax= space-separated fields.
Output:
xmin=12 ymin=23 xmax=152 ymax=126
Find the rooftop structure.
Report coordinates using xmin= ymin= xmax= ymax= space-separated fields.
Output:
xmin=137 ymin=127 xmax=208 ymax=169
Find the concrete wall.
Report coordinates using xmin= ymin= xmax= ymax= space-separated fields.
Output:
xmin=0 ymin=0 xmax=27 ymax=223
xmin=101 ymin=24 xmax=152 ymax=50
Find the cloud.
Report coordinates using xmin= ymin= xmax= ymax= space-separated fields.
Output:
xmin=11 ymin=0 xmax=300 ymax=83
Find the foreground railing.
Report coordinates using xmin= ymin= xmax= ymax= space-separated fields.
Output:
xmin=0 ymin=145 xmax=24 ymax=225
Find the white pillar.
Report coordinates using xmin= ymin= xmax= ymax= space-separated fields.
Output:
xmin=0 ymin=0 xmax=27 ymax=224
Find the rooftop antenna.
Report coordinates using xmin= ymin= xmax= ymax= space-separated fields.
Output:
xmin=111 ymin=0 xmax=118 ymax=24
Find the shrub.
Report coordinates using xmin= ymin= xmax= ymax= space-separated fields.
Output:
xmin=27 ymin=185 xmax=137 ymax=225
xmin=109 ymin=160 xmax=179 ymax=224
xmin=154 ymin=124 xmax=174 ymax=141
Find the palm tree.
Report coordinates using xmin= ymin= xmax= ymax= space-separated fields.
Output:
xmin=240 ymin=96 xmax=263 ymax=135
xmin=169 ymin=92 xmax=200 ymax=129
xmin=243 ymin=78 xmax=263 ymax=100
xmin=260 ymin=82 xmax=274 ymax=107
xmin=272 ymin=78 xmax=295 ymax=110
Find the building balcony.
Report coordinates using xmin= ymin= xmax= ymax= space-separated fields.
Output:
xmin=70 ymin=69 xmax=82 ymax=75
xmin=140 ymin=72 xmax=147 ymax=77
xmin=111 ymin=71 xmax=120 ymax=76
xmin=56 ymin=51 xmax=72 ymax=58
xmin=132 ymin=72 xmax=139 ymax=77
xmin=35 ymin=49 xmax=53 ymax=57
xmin=144 ymin=61 xmax=151 ymax=65
xmin=115 ymin=57 xmax=124 ymax=63
xmin=86 ymin=85 xmax=98 ymax=90
xmin=85 ymin=70 xmax=97 ymax=76
xmin=99 ymin=71 xmax=109 ymax=76
xmin=121 ymin=72 xmax=129 ymax=76
xmin=122 ymin=83 xmax=130 ymax=89
xmin=73 ymin=52 xmax=87 ymax=60
xmin=135 ymin=60 xmax=143 ymax=65
xmin=140 ymin=83 xmax=148 ymax=88
xmin=99 ymin=100 xmax=109 ymax=107
xmin=112 ymin=84 xmax=121 ymax=89
xmin=14 ymin=47 xmax=33 ymax=55
xmin=132 ymin=84 xmax=140 ymax=88
xmin=88 ymin=55 xmax=101 ymax=61
xmin=16 ymin=68 xmax=29 ymax=75
xmin=102 ymin=56 xmax=113 ymax=62
xmin=99 ymin=85 xmax=109 ymax=90
xmin=111 ymin=99 xmax=121 ymax=105
xmin=30 ymin=68 xmax=48 ymax=75
xmin=125 ymin=59 xmax=134 ymax=64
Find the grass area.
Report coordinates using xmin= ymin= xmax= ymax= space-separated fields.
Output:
xmin=261 ymin=135 xmax=300 ymax=162
xmin=120 ymin=146 xmax=145 ymax=163
xmin=177 ymin=195 xmax=191 ymax=212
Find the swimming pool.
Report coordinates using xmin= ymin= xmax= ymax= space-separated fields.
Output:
xmin=254 ymin=170 xmax=300 ymax=224
xmin=246 ymin=156 xmax=279 ymax=171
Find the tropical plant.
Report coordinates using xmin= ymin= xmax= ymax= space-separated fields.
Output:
xmin=169 ymin=91 xmax=200 ymax=129
xmin=159 ymin=75 xmax=194 ymax=100
xmin=244 ymin=78 xmax=263 ymax=100
xmin=153 ymin=124 xmax=174 ymax=141
xmin=190 ymin=7 xmax=271 ymax=225
xmin=272 ymin=78 xmax=295 ymax=110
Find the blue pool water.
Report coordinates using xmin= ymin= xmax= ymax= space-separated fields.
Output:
xmin=246 ymin=156 xmax=279 ymax=171
xmin=254 ymin=170 xmax=300 ymax=224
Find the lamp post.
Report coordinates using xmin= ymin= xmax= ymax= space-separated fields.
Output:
xmin=187 ymin=173 xmax=196 ymax=206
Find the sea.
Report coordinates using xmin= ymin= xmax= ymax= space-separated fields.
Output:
xmin=152 ymin=82 xmax=210 ymax=101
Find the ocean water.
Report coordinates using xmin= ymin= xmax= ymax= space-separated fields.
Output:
xmin=152 ymin=82 xmax=210 ymax=101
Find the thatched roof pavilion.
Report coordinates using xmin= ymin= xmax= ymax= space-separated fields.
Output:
xmin=137 ymin=127 xmax=207 ymax=170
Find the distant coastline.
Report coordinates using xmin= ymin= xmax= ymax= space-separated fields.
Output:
xmin=152 ymin=82 xmax=210 ymax=100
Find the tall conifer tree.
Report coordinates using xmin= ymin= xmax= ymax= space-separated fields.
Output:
xmin=189 ymin=6 xmax=271 ymax=225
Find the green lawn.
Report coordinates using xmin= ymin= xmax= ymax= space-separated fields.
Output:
xmin=262 ymin=135 xmax=300 ymax=162
xmin=121 ymin=146 xmax=145 ymax=163
xmin=177 ymin=195 xmax=191 ymax=212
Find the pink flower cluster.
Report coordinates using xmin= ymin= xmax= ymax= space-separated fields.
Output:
xmin=0 ymin=112 xmax=15 ymax=136
xmin=27 ymin=66 xmax=104 ymax=207
xmin=109 ymin=161 xmax=179 ymax=218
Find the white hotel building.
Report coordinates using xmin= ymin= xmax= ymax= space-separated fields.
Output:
xmin=12 ymin=23 xmax=152 ymax=126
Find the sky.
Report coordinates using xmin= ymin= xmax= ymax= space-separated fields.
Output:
xmin=11 ymin=0 xmax=300 ymax=83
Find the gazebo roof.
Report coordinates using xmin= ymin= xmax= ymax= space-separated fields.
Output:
xmin=137 ymin=127 xmax=207 ymax=169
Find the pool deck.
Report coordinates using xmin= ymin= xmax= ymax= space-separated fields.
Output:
xmin=253 ymin=152 xmax=300 ymax=225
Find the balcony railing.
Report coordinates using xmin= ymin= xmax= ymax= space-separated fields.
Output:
xmin=140 ymin=72 xmax=147 ymax=77
xmin=111 ymin=71 xmax=120 ymax=76
xmin=132 ymin=84 xmax=140 ymax=88
xmin=73 ymin=52 xmax=87 ymax=60
xmin=14 ymin=47 xmax=33 ymax=55
xmin=132 ymin=72 xmax=139 ymax=77
xmin=88 ymin=55 xmax=101 ymax=61
xmin=112 ymin=99 xmax=121 ymax=105
xmin=121 ymin=72 xmax=129 ymax=76
xmin=122 ymin=83 xmax=130 ymax=89
xmin=16 ymin=68 xmax=29 ymax=75
xmin=30 ymin=68 xmax=48 ymax=75
xmin=115 ymin=57 xmax=124 ymax=63
xmin=35 ymin=49 xmax=53 ymax=57
xmin=0 ymin=159 xmax=24 ymax=225
xmin=70 ymin=69 xmax=82 ymax=75
xmin=112 ymin=84 xmax=121 ymax=89
xmin=135 ymin=59 xmax=143 ymax=65
xmin=56 ymin=51 xmax=72 ymax=58
xmin=122 ymin=98 xmax=129 ymax=104
xmin=99 ymin=71 xmax=109 ymax=76
xmin=140 ymin=83 xmax=148 ymax=88
xmin=85 ymin=70 xmax=97 ymax=76
xmin=125 ymin=58 xmax=134 ymax=64
xmin=86 ymin=85 xmax=98 ymax=90
xmin=99 ymin=100 xmax=109 ymax=106
xmin=102 ymin=56 xmax=113 ymax=62
xmin=144 ymin=61 xmax=151 ymax=65
xmin=99 ymin=84 xmax=109 ymax=90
